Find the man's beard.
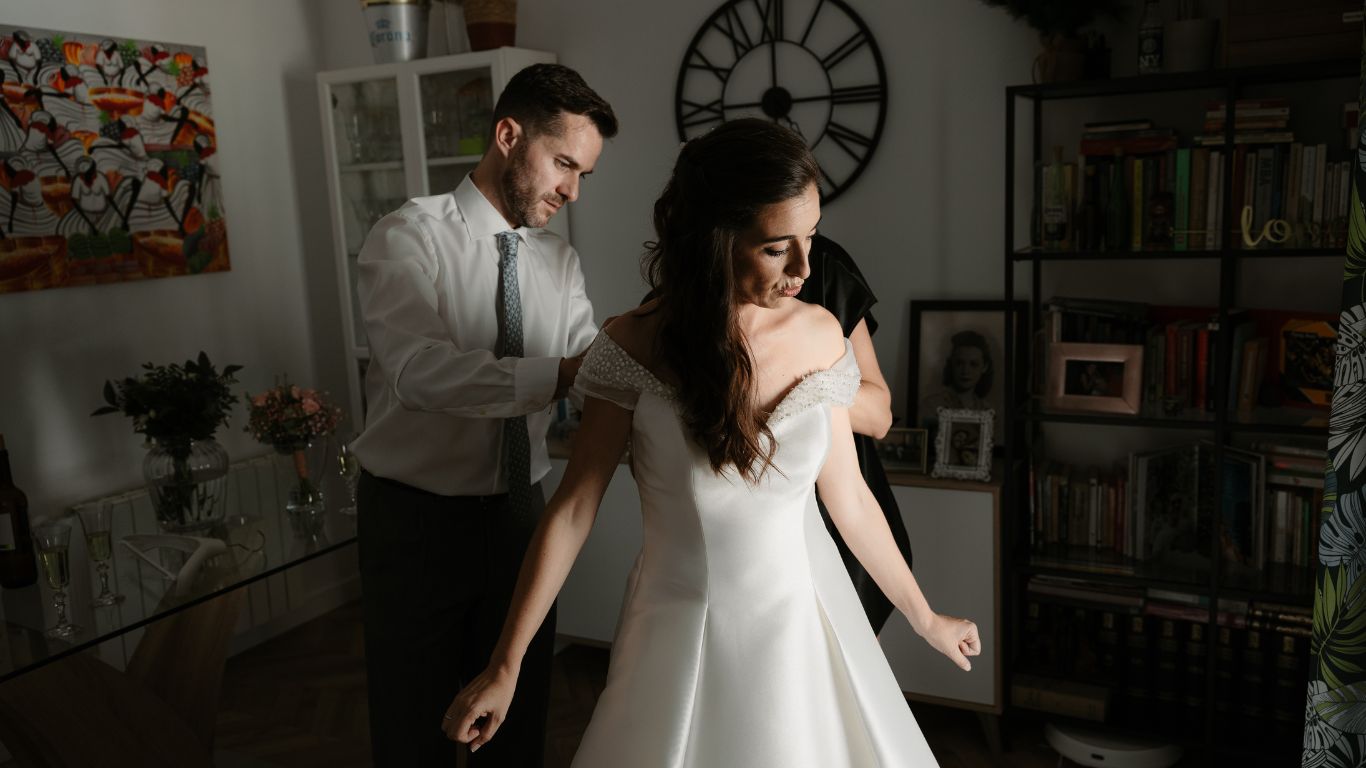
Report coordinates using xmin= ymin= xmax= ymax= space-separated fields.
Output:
xmin=500 ymin=143 xmax=563 ymax=229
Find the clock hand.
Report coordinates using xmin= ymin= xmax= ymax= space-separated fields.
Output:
xmin=769 ymin=40 xmax=777 ymax=91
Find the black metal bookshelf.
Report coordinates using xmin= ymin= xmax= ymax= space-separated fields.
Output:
xmin=1002 ymin=59 xmax=1350 ymax=762
xmin=1011 ymin=246 xmax=1345 ymax=262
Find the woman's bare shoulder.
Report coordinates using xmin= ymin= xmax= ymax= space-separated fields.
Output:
xmin=602 ymin=299 xmax=663 ymax=367
xmin=790 ymin=301 xmax=846 ymax=367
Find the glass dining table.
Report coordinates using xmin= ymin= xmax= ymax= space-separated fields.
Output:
xmin=0 ymin=451 xmax=358 ymax=684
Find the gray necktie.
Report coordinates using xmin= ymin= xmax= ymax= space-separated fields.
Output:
xmin=495 ymin=231 xmax=533 ymax=512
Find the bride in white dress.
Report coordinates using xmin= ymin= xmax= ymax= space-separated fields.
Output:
xmin=445 ymin=119 xmax=979 ymax=766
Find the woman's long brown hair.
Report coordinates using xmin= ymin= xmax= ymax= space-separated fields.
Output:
xmin=642 ymin=119 xmax=820 ymax=483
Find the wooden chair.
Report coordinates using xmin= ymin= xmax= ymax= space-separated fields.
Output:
xmin=0 ymin=587 xmax=245 ymax=767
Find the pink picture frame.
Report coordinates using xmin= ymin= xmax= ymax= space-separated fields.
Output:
xmin=1045 ymin=342 xmax=1144 ymax=415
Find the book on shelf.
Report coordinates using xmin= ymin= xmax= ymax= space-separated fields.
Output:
xmin=1028 ymin=575 xmax=1145 ymax=609
xmin=1236 ymin=337 xmax=1268 ymax=412
xmin=1012 ymin=673 xmax=1109 ymax=721
xmin=1251 ymin=441 xmax=1327 ymax=460
xmin=1143 ymin=599 xmax=1247 ymax=628
xmin=1081 ymin=131 xmax=1178 ymax=157
xmin=1346 ymin=102 xmax=1359 ymax=151
xmin=1220 ymin=447 xmax=1264 ymax=570
xmin=1015 ymin=596 xmax=1311 ymax=738
xmin=1206 ymin=98 xmax=1289 ymax=116
xmin=1272 ymin=634 xmax=1306 ymax=741
xmin=1085 ymin=118 xmax=1156 ymax=134
xmin=1194 ymin=131 xmax=1296 ymax=146
xmin=1203 ymin=118 xmax=1291 ymax=132
xmin=1038 ymin=298 xmax=1339 ymax=415
xmin=1033 ymin=436 xmax=1321 ymax=576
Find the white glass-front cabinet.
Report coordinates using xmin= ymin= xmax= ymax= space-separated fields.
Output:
xmin=317 ymin=48 xmax=562 ymax=424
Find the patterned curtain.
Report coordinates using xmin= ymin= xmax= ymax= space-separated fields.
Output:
xmin=1303 ymin=9 xmax=1366 ymax=766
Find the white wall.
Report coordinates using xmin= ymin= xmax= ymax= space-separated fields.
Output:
xmin=306 ymin=0 xmax=1044 ymax=422
xmin=0 ymin=0 xmax=328 ymax=517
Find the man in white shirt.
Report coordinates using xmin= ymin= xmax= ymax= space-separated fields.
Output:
xmin=351 ymin=63 xmax=616 ymax=767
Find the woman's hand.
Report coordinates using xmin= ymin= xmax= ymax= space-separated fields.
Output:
xmin=441 ymin=666 xmax=517 ymax=752
xmin=916 ymin=612 xmax=981 ymax=672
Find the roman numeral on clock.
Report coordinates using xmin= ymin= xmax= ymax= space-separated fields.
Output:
xmin=829 ymin=84 xmax=882 ymax=105
xmin=676 ymin=0 xmax=885 ymax=203
xmin=756 ymin=0 xmax=783 ymax=44
xmin=685 ymin=48 xmax=732 ymax=84
xmin=679 ymin=98 xmax=725 ymax=129
xmin=712 ymin=3 xmax=756 ymax=60
xmin=821 ymin=29 xmax=869 ymax=70
xmin=820 ymin=121 xmax=873 ymax=162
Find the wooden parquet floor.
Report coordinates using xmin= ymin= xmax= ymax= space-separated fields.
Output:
xmin=211 ymin=601 xmax=1069 ymax=767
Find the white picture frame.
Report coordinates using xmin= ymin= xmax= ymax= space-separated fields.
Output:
xmin=931 ymin=407 xmax=994 ymax=482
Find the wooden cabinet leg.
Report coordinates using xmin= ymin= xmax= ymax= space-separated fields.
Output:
xmin=977 ymin=711 xmax=1004 ymax=764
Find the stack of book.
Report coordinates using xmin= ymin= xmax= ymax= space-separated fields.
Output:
xmin=1033 ymin=105 xmax=1352 ymax=253
xmin=1195 ymin=98 xmax=1293 ymax=146
xmin=1040 ymin=297 xmax=1338 ymax=415
xmin=1031 ymin=462 xmax=1130 ymax=561
xmin=1255 ymin=441 xmax=1327 ymax=569
xmin=1028 ymin=437 xmax=1328 ymax=576
xmin=1014 ymin=583 xmax=1311 ymax=745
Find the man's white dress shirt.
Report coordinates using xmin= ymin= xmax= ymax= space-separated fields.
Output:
xmin=351 ymin=175 xmax=597 ymax=495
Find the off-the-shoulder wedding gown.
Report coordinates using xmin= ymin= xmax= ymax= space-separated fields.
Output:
xmin=567 ymin=331 xmax=939 ymax=767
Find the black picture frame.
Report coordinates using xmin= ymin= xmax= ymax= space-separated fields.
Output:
xmin=908 ymin=299 xmax=1029 ymax=448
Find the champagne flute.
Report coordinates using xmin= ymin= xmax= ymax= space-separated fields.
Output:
xmin=77 ymin=501 xmax=124 ymax=606
xmin=337 ymin=436 xmax=360 ymax=516
xmin=32 ymin=519 xmax=81 ymax=639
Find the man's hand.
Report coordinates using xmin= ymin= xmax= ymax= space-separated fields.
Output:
xmin=555 ymin=355 xmax=584 ymax=400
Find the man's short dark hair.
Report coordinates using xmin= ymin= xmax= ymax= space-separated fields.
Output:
xmin=491 ymin=63 xmax=618 ymax=140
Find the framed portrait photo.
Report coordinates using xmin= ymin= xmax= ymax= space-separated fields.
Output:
xmin=1045 ymin=342 xmax=1144 ymax=415
xmin=874 ymin=427 xmax=929 ymax=474
xmin=909 ymin=300 xmax=1028 ymax=447
xmin=931 ymin=408 xmax=994 ymax=481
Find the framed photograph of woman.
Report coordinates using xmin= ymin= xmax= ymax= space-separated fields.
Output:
xmin=908 ymin=300 xmax=1028 ymax=447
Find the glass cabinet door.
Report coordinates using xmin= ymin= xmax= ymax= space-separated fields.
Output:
xmin=329 ymin=78 xmax=407 ymax=356
xmin=418 ymin=68 xmax=492 ymax=194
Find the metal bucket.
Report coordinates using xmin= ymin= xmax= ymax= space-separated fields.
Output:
xmin=361 ymin=0 xmax=430 ymax=64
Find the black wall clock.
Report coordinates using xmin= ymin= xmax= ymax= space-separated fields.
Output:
xmin=674 ymin=0 xmax=887 ymax=204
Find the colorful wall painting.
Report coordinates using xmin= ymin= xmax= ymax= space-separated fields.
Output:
xmin=0 ymin=25 xmax=229 ymax=295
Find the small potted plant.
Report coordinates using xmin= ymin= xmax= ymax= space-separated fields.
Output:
xmin=244 ymin=380 xmax=342 ymax=532
xmin=93 ymin=352 xmax=242 ymax=532
xmin=981 ymin=0 xmax=1126 ymax=82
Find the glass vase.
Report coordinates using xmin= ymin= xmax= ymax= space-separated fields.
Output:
xmin=278 ymin=440 xmax=328 ymax=540
xmin=143 ymin=438 xmax=229 ymax=533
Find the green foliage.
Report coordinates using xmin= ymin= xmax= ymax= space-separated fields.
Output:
xmin=1347 ymin=177 xmax=1366 ymax=281
xmin=979 ymin=0 xmax=1127 ymax=38
xmin=119 ymin=40 xmax=138 ymax=61
xmin=1314 ymin=564 xmax=1366 ymax=691
xmin=92 ymin=352 xmax=243 ymax=450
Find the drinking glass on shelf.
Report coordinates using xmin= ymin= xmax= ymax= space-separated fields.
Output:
xmin=32 ymin=519 xmax=81 ymax=639
xmin=337 ymin=436 xmax=360 ymax=516
xmin=425 ymin=107 xmax=451 ymax=157
xmin=345 ymin=111 xmax=369 ymax=164
xmin=77 ymin=501 xmax=124 ymax=606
